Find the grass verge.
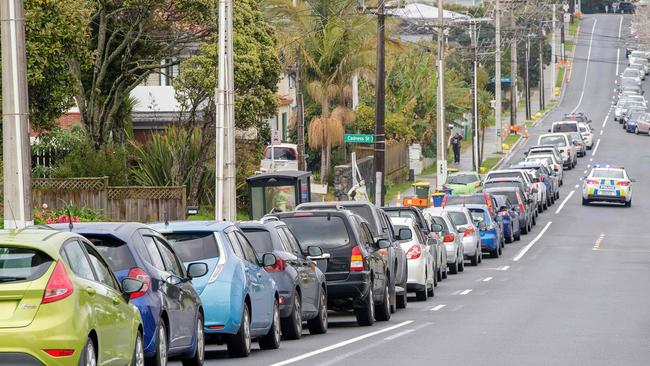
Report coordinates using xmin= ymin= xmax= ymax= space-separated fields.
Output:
xmin=556 ymin=66 xmax=565 ymax=89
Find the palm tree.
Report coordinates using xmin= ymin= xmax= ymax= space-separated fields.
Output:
xmin=263 ymin=0 xmax=375 ymax=183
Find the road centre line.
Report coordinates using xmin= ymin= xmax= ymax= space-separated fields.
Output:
xmin=616 ymin=48 xmax=620 ymax=76
xmin=501 ymin=265 xmax=510 ymax=271
xmin=270 ymin=321 xmax=414 ymax=366
xmin=574 ymin=184 xmax=579 ymax=189
xmin=556 ymin=190 xmax=575 ymax=214
xmin=600 ymin=130 xmax=603 ymax=135
xmin=592 ymin=233 xmax=606 ymax=251
xmin=460 ymin=289 xmax=472 ymax=295
xmin=602 ymin=113 xmax=610 ymax=128
xmin=482 ymin=277 xmax=493 ymax=282
xmin=592 ymin=139 xmax=601 ymax=157
xmin=513 ymin=221 xmax=553 ymax=262
xmin=430 ymin=304 xmax=446 ymax=311
xmin=618 ymin=15 xmax=623 ymax=39
xmin=384 ymin=329 xmax=415 ymax=341
xmin=572 ymin=19 xmax=598 ymax=113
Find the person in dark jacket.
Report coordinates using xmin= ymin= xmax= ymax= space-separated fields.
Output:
xmin=450 ymin=132 xmax=463 ymax=164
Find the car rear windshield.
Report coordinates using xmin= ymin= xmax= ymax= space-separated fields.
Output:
xmin=163 ymin=232 xmax=220 ymax=262
xmin=539 ymin=135 xmax=567 ymax=146
xmin=447 ymin=212 xmax=469 ymax=226
xmin=623 ymin=69 xmax=639 ymax=77
xmin=484 ymin=182 xmax=522 ymax=191
xmin=385 ymin=210 xmax=418 ymax=222
xmin=445 ymin=195 xmax=486 ymax=206
xmin=469 ymin=209 xmax=490 ymax=225
xmin=0 ymin=247 xmax=53 ymax=283
xmin=281 ymin=216 xmax=351 ymax=249
xmin=264 ymin=147 xmax=297 ymax=160
xmin=552 ymin=123 xmax=578 ymax=132
xmin=487 ymin=172 xmax=522 ymax=181
xmin=591 ymin=169 xmax=625 ymax=179
xmin=84 ymin=235 xmax=136 ymax=271
xmin=487 ymin=190 xmax=519 ymax=204
xmin=446 ymin=174 xmax=479 ymax=185
xmin=340 ymin=205 xmax=377 ymax=233
xmin=240 ymin=229 xmax=274 ymax=254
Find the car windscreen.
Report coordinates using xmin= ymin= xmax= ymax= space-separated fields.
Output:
xmin=446 ymin=174 xmax=479 ymax=185
xmin=539 ymin=135 xmax=567 ymax=147
xmin=84 ymin=235 xmax=137 ymax=271
xmin=281 ymin=216 xmax=351 ymax=249
xmin=552 ymin=123 xmax=578 ymax=132
xmin=591 ymin=169 xmax=625 ymax=179
xmin=264 ymin=147 xmax=297 ymax=160
xmin=240 ymin=229 xmax=274 ymax=254
xmin=445 ymin=195 xmax=485 ymax=206
xmin=163 ymin=232 xmax=220 ymax=262
xmin=0 ymin=246 xmax=53 ymax=283
xmin=447 ymin=211 xmax=469 ymax=226
xmin=568 ymin=133 xmax=581 ymax=142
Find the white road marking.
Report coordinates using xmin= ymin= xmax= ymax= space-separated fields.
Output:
xmin=574 ymin=184 xmax=579 ymax=189
xmin=430 ymin=304 xmax=446 ymax=311
xmin=513 ymin=221 xmax=553 ymax=262
xmin=592 ymin=233 xmax=606 ymax=251
xmin=270 ymin=321 xmax=414 ymax=366
xmin=587 ymin=164 xmax=591 ymax=168
xmin=451 ymin=290 xmax=462 ymax=295
xmin=555 ymin=190 xmax=575 ymax=214
xmin=460 ymin=289 xmax=472 ymax=295
xmin=618 ymin=15 xmax=623 ymax=39
xmin=616 ymin=48 xmax=620 ymax=75
xmin=501 ymin=265 xmax=510 ymax=271
xmin=583 ymin=170 xmax=587 ymax=174
xmin=590 ymin=158 xmax=593 ymax=162
xmin=600 ymin=130 xmax=603 ymax=135
xmin=572 ymin=19 xmax=598 ymax=113
xmin=384 ymin=329 xmax=415 ymax=341
xmin=592 ymin=139 xmax=601 ymax=157
xmin=482 ymin=277 xmax=493 ymax=282
xmin=602 ymin=113 xmax=610 ymax=128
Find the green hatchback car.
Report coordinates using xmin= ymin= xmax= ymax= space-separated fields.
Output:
xmin=0 ymin=229 xmax=145 ymax=366
xmin=444 ymin=171 xmax=483 ymax=194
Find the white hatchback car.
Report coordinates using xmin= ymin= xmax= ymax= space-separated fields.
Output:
xmin=538 ymin=133 xmax=576 ymax=169
xmin=390 ymin=217 xmax=435 ymax=301
xmin=423 ymin=207 xmax=465 ymax=275
xmin=444 ymin=206 xmax=482 ymax=266
xmin=582 ymin=166 xmax=633 ymax=207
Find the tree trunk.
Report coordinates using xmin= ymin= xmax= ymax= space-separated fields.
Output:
xmin=319 ymin=95 xmax=331 ymax=184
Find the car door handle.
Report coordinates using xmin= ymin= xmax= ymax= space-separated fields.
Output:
xmin=85 ymin=287 xmax=96 ymax=296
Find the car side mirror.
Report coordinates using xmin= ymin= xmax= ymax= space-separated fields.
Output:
xmin=630 ymin=178 xmax=637 ymax=183
xmin=499 ymin=206 xmax=507 ymax=211
xmin=122 ymin=278 xmax=144 ymax=296
xmin=398 ymin=228 xmax=413 ymax=241
xmin=165 ymin=275 xmax=183 ymax=286
xmin=426 ymin=237 xmax=437 ymax=246
xmin=187 ymin=262 xmax=209 ymax=279
xmin=457 ymin=226 xmax=467 ymax=233
xmin=478 ymin=222 xmax=487 ymax=230
xmin=307 ymin=246 xmax=324 ymax=257
xmin=376 ymin=239 xmax=391 ymax=249
xmin=524 ymin=151 xmax=529 ymax=156
xmin=430 ymin=223 xmax=443 ymax=232
xmin=262 ymin=253 xmax=278 ymax=267
xmin=573 ymin=141 xmax=579 ymax=146
xmin=547 ymin=129 xmax=551 ymax=133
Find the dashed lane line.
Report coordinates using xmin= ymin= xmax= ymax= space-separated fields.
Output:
xmin=270 ymin=321 xmax=414 ymax=366
xmin=459 ymin=289 xmax=473 ymax=295
xmin=591 ymin=139 xmax=601 ymax=157
xmin=513 ymin=221 xmax=553 ymax=262
xmin=555 ymin=190 xmax=575 ymax=214
xmin=592 ymin=233 xmax=606 ymax=251
xmin=482 ymin=277 xmax=493 ymax=282
xmin=430 ymin=304 xmax=446 ymax=311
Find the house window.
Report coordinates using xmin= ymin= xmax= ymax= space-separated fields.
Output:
xmin=288 ymin=74 xmax=296 ymax=89
xmin=160 ymin=59 xmax=179 ymax=86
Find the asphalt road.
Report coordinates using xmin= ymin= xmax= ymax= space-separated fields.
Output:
xmin=173 ymin=14 xmax=650 ymax=366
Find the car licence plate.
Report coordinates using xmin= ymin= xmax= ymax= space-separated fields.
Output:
xmin=599 ymin=185 xmax=615 ymax=190
xmin=599 ymin=190 xmax=615 ymax=196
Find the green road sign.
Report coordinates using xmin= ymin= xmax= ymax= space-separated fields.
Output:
xmin=344 ymin=134 xmax=374 ymax=144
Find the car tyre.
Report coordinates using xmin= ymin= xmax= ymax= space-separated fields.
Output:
xmin=582 ymin=197 xmax=589 ymax=206
xmin=458 ymin=255 xmax=465 ymax=272
xmin=182 ymin=315 xmax=205 ymax=366
xmin=490 ymin=246 xmax=500 ymax=259
xmin=307 ymin=289 xmax=328 ymax=334
xmin=78 ymin=338 xmax=96 ymax=366
xmin=375 ymin=284 xmax=391 ymax=321
xmin=635 ymin=126 xmax=640 ymax=135
xmin=148 ymin=322 xmax=168 ymax=366
xmin=514 ymin=228 xmax=521 ymax=241
xmin=416 ymin=285 xmax=427 ymax=301
xmin=470 ymin=250 xmax=479 ymax=266
xmin=227 ymin=304 xmax=251 ymax=357
xmin=521 ymin=221 xmax=528 ymax=234
xmin=281 ymin=294 xmax=302 ymax=340
xmin=442 ymin=264 xmax=448 ymax=279
xmin=259 ymin=299 xmax=281 ymax=350
xmin=427 ymin=280 xmax=434 ymax=297
xmin=626 ymin=200 xmax=632 ymax=207
xmin=355 ymin=283 xmax=375 ymax=326
xmin=132 ymin=332 xmax=145 ymax=366
xmin=448 ymin=260 xmax=458 ymax=274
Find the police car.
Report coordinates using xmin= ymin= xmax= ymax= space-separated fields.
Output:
xmin=582 ymin=165 xmax=633 ymax=207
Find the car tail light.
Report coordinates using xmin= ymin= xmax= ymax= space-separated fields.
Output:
xmin=378 ymin=248 xmax=388 ymax=257
xmin=208 ymin=263 xmax=224 ymax=284
xmin=567 ymin=149 xmax=571 ymax=156
xmin=463 ymin=226 xmax=475 ymax=238
xmin=616 ymin=181 xmax=631 ymax=186
xmin=499 ymin=211 xmax=508 ymax=217
xmin=541 ymin=175 xmax=545 ymax=182
xmin=42 ymin=261 xmax=73 ymax=304
xmin=266 ymin=258 xmax=286 ymax=272
xmin=43 ymin=349 xmax=75 ymax=357
xmin=443 ymin=233 xmax=455 ymax=243
xmin=484 ymin=225 xmax=494 ymax=231
xmin=406 ymin=245 xmax=422 ymax=260
xmin=126 ymin=267 xmax=151 ymax=300
xmin=585 ymin=179 xmax=599 ymax=185
xmin=350 ymin=246 xmax=365 ymax=271
xmin=519 ymin=202 xmax=525 ymax=213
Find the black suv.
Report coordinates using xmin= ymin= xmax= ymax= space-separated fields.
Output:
xmin=272 ymin=209 xmax=392 ymax=326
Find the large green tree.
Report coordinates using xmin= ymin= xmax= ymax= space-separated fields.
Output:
xmin=0 ymin=0 xmax=90 ymax=131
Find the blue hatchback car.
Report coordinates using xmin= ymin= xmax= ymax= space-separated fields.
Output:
xmin=465 ymin=205 xmax=503 ymax=258
xmin=493 ymin=194 xmax=522 ymax=243
xmin=150 ymin=221 xmax=281 ymax=358
xmin=50 ymin=222 xmax=208 ymax=366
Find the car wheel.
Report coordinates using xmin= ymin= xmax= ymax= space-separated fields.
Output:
xmin=78 ymin=338 xmax=96 ymax=366
xmin=355 ymin=283 xmax=375 ymax=326
xmin=505 ymin=225 xmax=513 ymax=243
xmin=626 ymin=200 xmax=632 ymax=207
xmin=521 ymin=221 xmax=528 ymax=234
xmin=427 ymin=279 xmax=435 ymax=297
xmin=259 ymin=299 xmax=281 ymax=350
xmin=458 ymin=255 xmax=465 ymax=272
xmin=307 ymin=289 xmax=328 ymax=335
xmin=132 ymin=332 xmax=145 ymax=366
xmin=182 ymin=315 xmax=204 ymax=366
xmin=582 ymin=197 xmax=589 ymax=206
xmin=490 ymin=246 xmax=500 ymax=259
xmin=470 ymin=250 xmax=479 ymax=266
xmin=448 ymin=260 xmax=458 ymax=274
xmin=396 ymin=285 xmax=408 ymax=310
xmin=227 ymin=304 xmax=251 ymax=357
xmin=432 ymin=264 xmax=439 ymax=287
xmin=532 ymin=213 xmax=537 ymax=226
xmin=442 ymin=264 xmax=448 ymax=279
xmin=416 ymin=284 xmax=427 ymax=301
xmin=635 ymin=126 xmax=640 ymax=134
xmin=281 ymin=294 xmax=302 ymax=340
xmin=149 ymin=322 xmax=168 ymax=366
xmin=514 ymin=228 xmax=521 ymax=241
xmin=375 ymin=284 xmax=392 ymax=321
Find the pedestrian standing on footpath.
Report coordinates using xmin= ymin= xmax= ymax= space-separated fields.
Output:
xmin=450 ymin=131 xmax=463 ymax=165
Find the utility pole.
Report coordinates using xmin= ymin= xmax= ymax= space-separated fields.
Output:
xmin=215 ymin=0 xmax=235 ymax=221
xmin=1 ymin=0 xmax=33 ymax=229
xmin=470 ymin=22 xmax=479 ymax=171
xmin=293 ymin=0 xmax=305 ymax=171
xmin=539 ymin=32 xmax=545 ymax=110
xmin=374 ymin=0 xmax=386 ymax=206
xmin=495 ymin=0 xmax=503 ymax=153
xmin=560 ymin=6 xmax=565 ymax=61
xmin=551 ymin=4 xmax=556 ymax=98
xmin=525 ymin=35 xmax=531 ymax=121
xmin=435 ymin=0 xmax=446 ymax=190
xmin=510 ymin=29 xmax=518 ymax=128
